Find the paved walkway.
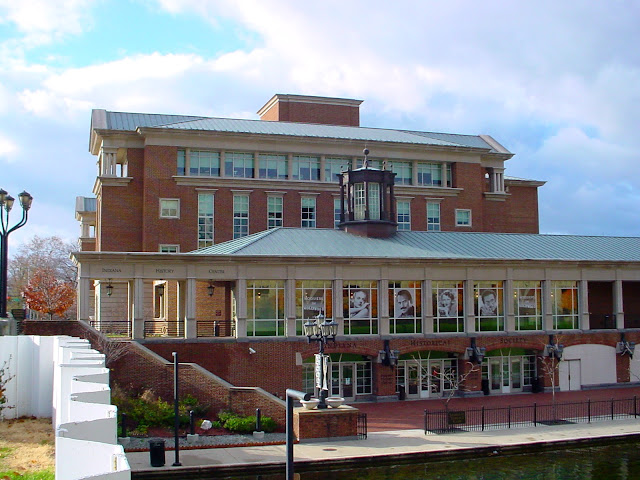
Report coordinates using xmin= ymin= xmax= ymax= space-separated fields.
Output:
xmin=126 ymin=386 xmax=640 ymax=478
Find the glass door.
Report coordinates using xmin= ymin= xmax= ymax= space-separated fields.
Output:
xmin=490 ymin=358 xmax=502 ymax=392
xmin=341 ymin=364 xmax=354 ymax=400
xmin=510 ymin=358 xmax=523 ymax=392
xmin=407 ymin=364 xmax=420 ymax=397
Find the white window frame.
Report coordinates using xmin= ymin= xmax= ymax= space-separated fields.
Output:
xmin=267 ymin=196 xmax=284 ymax=229
xmin=259 ymin=154 xmax=288 ymax=179
xmin=225 ymin=152 xmax=254 ymax=178
xmin=427 ymin=202 xmax=441 ymax=231
xmin=160 ymin=198 xmax=180 ymax=218
xmin=333 ymin=197 xmax=342 ymax=229
xmin=198 ymin=193 xmax=215 ymax=248
xmin=397 ymin=199 xmax=411 ymax=231
xmin=159 ymin=244 xmax=180 ymax=253
xmin=301 ymin=196 xmax=317 ymax=228
xmin=456 ymin=209 xmax=472 ymax=227
xmin=233 ymin=194 xmax=249 ymax=239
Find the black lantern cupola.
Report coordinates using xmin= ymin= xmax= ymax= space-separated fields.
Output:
xmin=338 ymin=148 xmax=397 ymax=238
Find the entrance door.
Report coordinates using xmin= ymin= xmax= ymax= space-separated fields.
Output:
xmin=559 ymin=359 xmax=581 ymax=391
xmin=407 ymin=364 xmax=420 ymax=398
xmin=331 ymin=364 xmax=355 ymax=401
xmin=489 ymin=357 xmax=524 ymax=394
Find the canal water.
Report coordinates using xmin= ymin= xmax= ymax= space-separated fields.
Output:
xmin=218 ymin=440 xmax=640 ymax=480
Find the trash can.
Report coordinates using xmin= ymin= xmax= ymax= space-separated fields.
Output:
xmin=149 ymin=439 xmax=165 ymax=467
xmin=481 ymin=379 xmax=490 ymax=395
xmin=398 ymin=385 xmax=406 ymax=400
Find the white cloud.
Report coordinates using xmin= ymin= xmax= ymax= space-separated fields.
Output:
xmin=0 ymin=133 xmax=18 ymax=158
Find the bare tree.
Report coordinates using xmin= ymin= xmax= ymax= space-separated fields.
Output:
xmin=539 ymin=334 xmax=564 ymax=421
xmin=92 ymin=335 xmax=130 ymax=368
xmin=0 ymin=356 xmax=15 ymax=419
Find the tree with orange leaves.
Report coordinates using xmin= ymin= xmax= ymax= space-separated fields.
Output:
xmin=22 ymin=268 xmax=75 ymax=319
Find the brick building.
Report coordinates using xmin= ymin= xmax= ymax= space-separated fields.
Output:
xmin=73 ymin=94 xmax=640 ymax=402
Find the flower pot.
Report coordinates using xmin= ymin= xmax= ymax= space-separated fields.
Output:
xmin=300 ymin=399 xmax=320 ymax=410
xmin=326 ymin=397 xmax=345 ymax=408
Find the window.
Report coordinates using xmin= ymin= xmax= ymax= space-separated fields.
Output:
xmin=267 ymin=196 xmax=283 ymax=229
xmin=198 ymin=193 xmax=214 ymax=248
xmin=427 ymin=202 xmax=440 ymax=231
xmin=177 ymin=150 xmax=221 ymax=176
xmin=417 ymin=162 xmax=442 ymax=186
xmin=160 ymin=199 xmax=179 ymax=218
xmin=389 ymin=281 xmax=421 ymax=334
xmin=397 ymin=200 xmax=411 ymax=231
xmin=225 ymin=152 xmax=254 ymax=178
xmin=177 ymin=150 xmax=186 ymax=175
xmin=551 ymin=281 xmax=579 ymax=329
xmin=432 ymin=281 xmax=464 ymax=333
xmin=334 ymin=197 xmax=342 ymax=229
xmin=296 ymin=280 xmax=333 ymax=335
xmin=352 ymin=183 xmax=380 ymax=220
xmin=456 ymin=209 xmax=471 ymax=227
xmin=474 ymin=282 xmax=504 ymax=332
xmin=356 ymin=158 xmax=383 ymax=169
xmin=391 ymin=161 xmax=412 ymax=185
xmin=233 ymin=195 xmax=249 ymax=238
xmin=325 ymin=157 xmax=349 ymax=182
xmin=159 ymin=244 xmax=179 ymax=253
xmin=259 ymin=154 xmax=287 ymax=179
xmin=343 ymin=281 xmax=378 ymax=335
xmin=301 ymin=197 xmax=316 ymax=228
xmin=368 ymin=183 xmax=380 ymax=220
xmin=514 ymin=281 xmax=543 ymax=331
xmin=292 ymin=155 xmax=320 ymax=181
xmin=353 ymin=183 xmax=366 ymax=220
xmin=246 ymin=280 xmax=285 ymax=336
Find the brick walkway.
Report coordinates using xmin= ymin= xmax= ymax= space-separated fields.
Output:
xmin=355 ymin=386 xmax=640 ymax=432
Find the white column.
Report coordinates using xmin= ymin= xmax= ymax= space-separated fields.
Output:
xmin=285 ymin=278 xmax=297 ymax=337
xmin=184 ymin=278 xmax=197 ymax=339
xmin=465 ymin=280 xmax=476 ymax=333
xmin=76 ymin=275 xmax=91 ymax=322
xmin=319 ymin=155 xmax=326 ymax=182
xmin=132 ymin=277 xmax=145 ymax=339
xmin=440 ymin=163 xmax=448 ymax=187
xmin=253 ymin=152 xmax=260 ymax=179
xmin=235 ymin=278 xmax=247 ymax=338
xmin=543 ymin=280 xmax=553 ymax=331
xmin=379 ymin=279 xmax=389 ymax=336
xmin=412 ymin=160 xmax=419 ymax=186
xmin=219 ymin=151 xmax=226 ymax=178
xmin=334 ymin=278 xmax=344 ymax=336
xmin=579 ymin=280 xmax=590 ymax=330
xmin=504 ymin=279 xmax=515 ymax=332
xmin=423 ymin=279 xmax=433 ymax=334
xmin=615 ymin=279 xmax=625 ymax=329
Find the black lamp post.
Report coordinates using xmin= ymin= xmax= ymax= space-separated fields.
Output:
xmin=303 ymin=314 xmax=338 ymax=409
xmin=0 ymin=189 xmax=33 ymax=318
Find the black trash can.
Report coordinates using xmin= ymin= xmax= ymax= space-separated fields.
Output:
xmin=398 ymin=385 xmax=406 ymax=400
xmin=481 ymin=379 xmax=490 ymax=395
xmin=149 ymin=439 xmax=165 ymax=467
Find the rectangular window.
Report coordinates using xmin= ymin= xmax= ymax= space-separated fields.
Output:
xmin=190 ymin=150 xmax=220 ymax=177
xmin=259 ymin=154 xmax=287 ymax=179
xmin=474 ymin=282 xmax=505 ymax=332
xmin=356 ymin=362 xmax=372 ymax=395
xmin=368 ymin=183 xmax=380 ymax=220
xmin=389 ymin=281 xmax=422 ymax=334
xmin=427 ymin=202 xmax=440 ymax=231
xmin=334 ymin=197 xmax=342 ymax=229
xmin=267 ymin=196 xmax=283 ymax=229
xmin=343 ymin=281 xmax=378 ymax=335
xmin=417 ymin=162 xmax=442 ymax=186
xmin=160 ymin=199 xmax=179 ymax=218
xmin=514 ymin=281 xmax=543 ymax=331
xmin=295 ymin=280 xmax=333 ymax=335
xmin=325 ymin=157 xmax=349 ymax=182
xmin=301 ymin=197 xmax=316 ymax=228
xmin=233 ymin=195 xmax=249 ymax=239
xmin=432 ymin=281 xmax=464 ymax=333
xmin=159 ymin=244 xmax=179 ymax=253
xmin=292 ymin=155 xmax=320 ymax=181
xmin=177 ymin=150 xmax=186 ymax=176
xmin=246 ymin=280 xmax=285 ymax=336
xmin=391 ymin=161 xmax=412 ymax=185
xmin=397 ymin=200 xmax=411 ymax=231
xmin=456 ymin=209 xmax=471 ymax=227
xmin=198 ymin=193 xmax=214 ymax=248
xmin=551 ymin=281 xmax=579 ymax=329
xmin=356 ymin=158 xmax=383 ymax=169
xmin=225 ymin=152 xmax=254 ymax=178
xmin=353 ymin=183 xmax=366 ymax=220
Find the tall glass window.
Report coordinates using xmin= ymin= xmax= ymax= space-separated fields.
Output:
xmin=296 ymin=280 xmax=333 ymax=335
xmin=551 ymin=281 xmax=579 ymax=329
xmin=391 ymin=161 xmax=412 ymax=185
xmin=259 ymin=154 xmax=287 ymax=179
xmin=292 ymin=155 xmax=320 ymax=181
xmin=198 ymin=193 xmax=214 ymax=248
xmin=301 ymin=197 xmax=316 ymax=228
xmin=417 ymin=162 xmax=442 ymax=186
xmin=190 ymin=150 xmax=220 ymax=176
xmin=233 ymin=195 xmax=249 ymax=238
xmin=389 ymin=281 xmax=422 ymax=334
xmin=397 ymin=200 xmax=411 ymax=231
xmin=177 ymin=149 xmax=186 ymax=176
xmin=353 ymin=183 xmax=366 ymax=220
xmin=325 ymin=157 xmax=349 ymax=182
xmin=514 ymin=281 xmax=543 ymax=330
xmin=427 ymin=202 xmax=440 ymax=231
xmin=246 ymin=280 xmax=285 ymax=336
xmin=368 ymin=183 xmax=380 ymax=220
xmin=267 ymin=196 xmax=283 ymax=229
xmin=356 ymin=158 xmax=383 ymax=169
xmin=432 ymin=281 xmax=464 ymax=333
xmin=343 ymin=281 xmax=378 ymax=335
xmin=474 ymin=282 xmax=504 ymax=332
xmin=225 ymin=152 xmax=254 ymax=178
xmin=334 ymin=197 xmax=342 ymax=228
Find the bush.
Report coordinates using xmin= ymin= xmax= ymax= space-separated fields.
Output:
xmin=217 ymin=411 xmax=278 ymax=433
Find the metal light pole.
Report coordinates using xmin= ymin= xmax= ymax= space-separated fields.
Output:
xmin=0 ymin=189 xmax=33 ymax=318
xmin=303 ymin=314 xmax=338 ymax=409
xmin=172 ymin=351 xmax=181 ymax=467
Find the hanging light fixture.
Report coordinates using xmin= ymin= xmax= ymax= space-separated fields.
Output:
xmin=157 ymin=283 xmax=165 ymax=297
xmin=106 ymin=280 xmax=113 ymax=297
xmin=207 ymin=280 xmax=215 ymax=297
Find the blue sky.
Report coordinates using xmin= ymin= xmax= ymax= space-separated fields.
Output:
xmin=1 ymin=0 xmax=639 ymax=250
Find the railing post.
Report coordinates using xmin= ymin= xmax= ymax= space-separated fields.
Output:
xmin=635 ymin=396 xmax=638 ymax=419
xmin=121 ymin=413 xmax=127 ymax=438
xmin=508 ymin=405 xmax=511 ymax=429
xmin=611 ymin=398 xmax=615 ymax=420
xmin=588 ymin=398 xmax=591 ymax=423
xmin=189 ymin=410 xmax=195 ymax=435
xmin=482 ymin=406 xmax=485 ymax=432
xmin=424 ymin=409 xmax=427 ymax=434
xmin=534 ymin=403 xmax=537 ymax=427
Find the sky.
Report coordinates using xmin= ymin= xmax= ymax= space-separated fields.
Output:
xmin=0 ymin=0 xmax=639 ymax=252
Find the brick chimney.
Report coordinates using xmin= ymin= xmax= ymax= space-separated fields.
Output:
xmin=257 ymin=94 xmax=362 ymax=127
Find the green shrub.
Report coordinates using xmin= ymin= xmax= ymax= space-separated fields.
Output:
xmin=217 ymin=411 xmax=278 ymax=433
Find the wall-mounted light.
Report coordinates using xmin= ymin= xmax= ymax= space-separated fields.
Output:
xmin=157 ymin=283 xmax=165 ymax=297
xmin=465 ymin=337 xmax=486 ymax=364
xmin=379 ymin=339 xmax=399 ymax=367
xmin=617 ymin=333 xmax=635 ymax=358
xmin=207 ymin=280 xmax=215 ymax=297
xmin=544 ymin=334 xmax=564 ymax=360
xmin=249 ymin=347 xmax=256 ymax=355
xmin=106 ymin=280 xmax=113 ymax=297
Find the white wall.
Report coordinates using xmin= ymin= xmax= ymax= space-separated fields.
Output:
xmin=561 ymin=344 xmax=617 ymax=387
xmin=0 ymin=336 xmax=130 ymax=480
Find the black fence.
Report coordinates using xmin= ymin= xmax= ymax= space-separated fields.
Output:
xmin=357 ymin=413 xmax=368 ymax=439
xmin=143 ymin=320 xmax=185 ymax=338
xmin=90 ymin=319 xmax=132 ymax=338
xmin=196 ymin=320 xmax=235 ymax=337
xmin=425 ymin=396 xmax=640 ymax=434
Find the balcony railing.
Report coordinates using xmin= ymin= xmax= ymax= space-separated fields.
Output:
xmin=144 ymin=320 xmax=185 ymax=338
xmin=90 ymin=319 xmax=132 ymax=338
xmin=196 ymin=320 xmax=235 ymax=338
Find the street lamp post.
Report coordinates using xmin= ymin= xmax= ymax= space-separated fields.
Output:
xmin=302 ymin=314 xmax=338 ymax=409
xmin=0 ymin=189 xmax=33 ymax=318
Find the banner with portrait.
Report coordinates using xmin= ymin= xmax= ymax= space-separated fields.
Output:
xmin=393 ymin=287 xmax=417 ymax=318
xmin=436 ymin=288 xmax=458 ymax=317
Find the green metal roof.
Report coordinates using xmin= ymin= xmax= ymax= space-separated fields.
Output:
xmin=189 ymin=228 xmax=640 ymax=262
xmin=101 ymin=111 xmax=506 ymax=153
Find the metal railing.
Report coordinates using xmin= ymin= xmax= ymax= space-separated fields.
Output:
xmin=144 ymin=320 xmax=185 ymax=338
xmin=425 ymin=396 xmax=639 ymax=434
xmin=196 ymin=320 xmax=235 ymax=338
xmin=90 ymin=319 xmax=132 ymax=338
xmin=357 ymin=413 xmax=368 ymax=439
